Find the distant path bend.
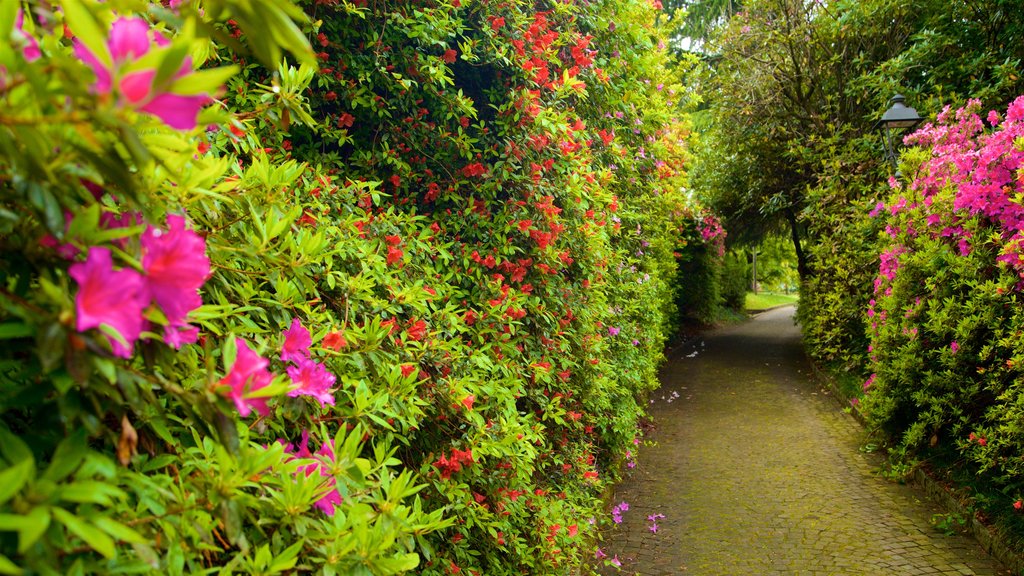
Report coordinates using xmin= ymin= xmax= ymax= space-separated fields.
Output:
xmin=601 ymin=306 xmax=1007 ymax=576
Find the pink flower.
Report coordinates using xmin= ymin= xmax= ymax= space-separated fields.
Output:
xmin=220 ymin=338 xmax=273 ymax=417
xmin=950 ymin=341 xmax=960 ymax=354
xmin=15 ymin=10 xmax=41 ymax=61
xmin=69 ymin=247 xmax=147 ymax=358
xmin=594 ymin=548 xmax=607 ymax=559
xmin=286 ymin=435 xmax=343 ymax=516
xmin=72 ymin=17 xmax=212 ymax=129
xmin=281 ymin=318 xmax=312 ymax=363
xmin=610 ymin=555 xmax=621 ymax=567
xmin=608 ymin=326 xmax=620 ymax=336
xmin=286 ymin=359 xmax=336 ymax=407
xmin=141 ymin=215 xmax=210 ymax=348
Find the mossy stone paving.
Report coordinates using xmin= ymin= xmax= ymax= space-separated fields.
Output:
xmin=597 ymin=307 xmax=1010 ymax=576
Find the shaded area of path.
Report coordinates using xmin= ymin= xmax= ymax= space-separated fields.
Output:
xmin=599 ymin=307 xmax=1008 ymax=575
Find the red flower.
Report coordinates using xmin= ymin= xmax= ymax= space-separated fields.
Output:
xmin=323 ymin=331 xmax=347 ymax=351
xmin=407 ymin=319 xmax=427 ymax=341
xmin=490 ymin=16 xmax=505 ymax=31
xmin=401 ymin=364 xmax=416 ymax=378
xmin=442 ymin=49 xmax=457 ymax=64
xmin=386 ymin=246 xmax=404 ymax=265
xmin=338 ymin=112 xmax=355 ymax=128
xmin=462 ymin=395 xmax=475 ymax=410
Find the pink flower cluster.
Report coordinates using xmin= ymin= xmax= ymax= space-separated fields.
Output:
xmin=280 ymin=430 xmax=344 ymax=516
xmin=221 ymin=339 xmax=274 ymax=417
xmin=902 ymin=96 xmax=1024 ymax=279
xmin=70 ymin=214 xmax=210 ymax=357
xmin=72 ymin=17 xmax=213 ymax=129
xmin=281 ymin=319 xmax=337 ymax=407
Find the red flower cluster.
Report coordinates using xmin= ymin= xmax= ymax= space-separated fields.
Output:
xmin=433 ymin=448 xmax=475 ymax=480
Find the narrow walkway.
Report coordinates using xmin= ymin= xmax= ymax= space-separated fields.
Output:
xmin=599 ymin=307 xmax=1008 ymax=575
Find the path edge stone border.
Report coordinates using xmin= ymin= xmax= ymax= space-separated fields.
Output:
xmin=806 ymin=354 xmax=1024 ymax=575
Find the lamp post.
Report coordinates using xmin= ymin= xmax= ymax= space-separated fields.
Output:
xmin=875 ymin=94 xmax=923 ymax=177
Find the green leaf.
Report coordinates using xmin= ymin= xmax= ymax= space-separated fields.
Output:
xmin=59 ymin=481 xmax=126 ymax=506
xmin=0 ymin=323 xmax=33 ymax=340
xmin=370 ymin=553 xmax=419 ymax=575
xmin=268 ymin=539 xmax=304 ymax=573
xmin=93 ymin=516 xmax=146 ymax=545
xmin=17 ymin=507 xmax=50 ymax=554
xmin=0 ymin=554 xmax=23 ymax=576
xmin=153 ymin=40 xmax=192 ymax=88
xmin=0 ymin=460 xmax=32 ymax=506
xmin=52 ymin=507 xmax=117 ymax=559
xmin=42 ymin=428 xmax=88 ymax=483
xmin=168 ymin=65 xmax=240 ymax=96
xmin=60 ymin=0 xmax=111 ymax=68
xmin=0 ymin=427 xmax=34 ymax=467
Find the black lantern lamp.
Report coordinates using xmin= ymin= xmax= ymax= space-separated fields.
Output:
xmin=875 ymin=94 xmax=923 ymax=176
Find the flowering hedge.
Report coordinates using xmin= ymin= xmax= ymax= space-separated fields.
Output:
xmin=0 ymin=1 xmax=711 ymax=574
xmin=861 ymin=96 xmax=1024 ymax=511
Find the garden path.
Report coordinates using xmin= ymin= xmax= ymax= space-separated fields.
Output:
xmin=597 ymin=306 xmax=1009 ymax=575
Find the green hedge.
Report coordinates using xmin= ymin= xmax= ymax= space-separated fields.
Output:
xmin=0 ymin=1 xmax=716 ymax=574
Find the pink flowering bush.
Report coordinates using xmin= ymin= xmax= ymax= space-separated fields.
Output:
xmin=862 ymin=97 xmax=1024 ymax=513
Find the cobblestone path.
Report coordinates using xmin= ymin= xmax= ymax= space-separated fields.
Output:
xmin=597 ymin=306 xmax=1009 ymax=576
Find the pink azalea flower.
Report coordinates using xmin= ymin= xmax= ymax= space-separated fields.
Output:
xmin=141 ymin=214 xmax=210 ymax=348
xmin=608 ymin=326 xmax=620 ymax=336
xmin=15 ymin=10 xmax=41 ymax=61
xmin=594 ymin=548 xmax=607 ymax=559
xmin=286 ymin=359 xmax=336 ymax=407
xmin=69 ymin=247 xmax=147 ymax=358
xmin=281 ymin=318 xmax=312 ymax=363
xmin=610 ymin=555 xmax=621 ymax=567
xmin=285 ymin=434 xmax=344 ymax=516
xmin=220 ymin=338 xmax=273 ymax=417
xmin=72 ymin=17 xmax=212 ymax=129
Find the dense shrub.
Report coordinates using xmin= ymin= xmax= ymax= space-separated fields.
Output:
xmin=719 ymin=250 xmax=748 ymax=312
xmin=0 ymin=0 xmax=713 ymax=574
xmin=862 ymin=98 xmax=1024 ymax=507
xmin=672 ymin=210 xmax=725 ymax=323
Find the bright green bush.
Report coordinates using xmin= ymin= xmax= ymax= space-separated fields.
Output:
xmin=0 ymin=0 xmax=711 ymax=574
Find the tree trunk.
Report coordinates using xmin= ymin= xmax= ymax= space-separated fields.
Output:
xmin=785 ymin=207 xmax=809 ymax=280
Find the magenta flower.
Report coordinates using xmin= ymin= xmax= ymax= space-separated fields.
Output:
xmin=594 ymin=548 xmax=607 ymax=559
xmin=281 ymin=318 xmax=312 ymax=363
xmin=610 ymin=555 xmax=621 ymax=567
xmin=220 ymin=338 xmax=273 ymax=417
xmin=286 ymin=359 xmax=336 ymax=407
xmin=72 ymin=17 xmax=212 ymax=129
xmin=608 ymin=326 xmax=620 ymax=336
xmin=950 ymin=341 xmax=960 ymax=354
xmin=285 ymin=434 xmax=344 ymax=516
xmin=69 ymin=247 xmax=147 ymax=358
xmin=15 ymin=10 xmax=41 ymax=62
xmin=141 ymin=215 xmax=210 ymax=348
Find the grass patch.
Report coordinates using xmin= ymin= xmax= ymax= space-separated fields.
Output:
xmin=745 ymin=291 xmax=799 ymax=311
